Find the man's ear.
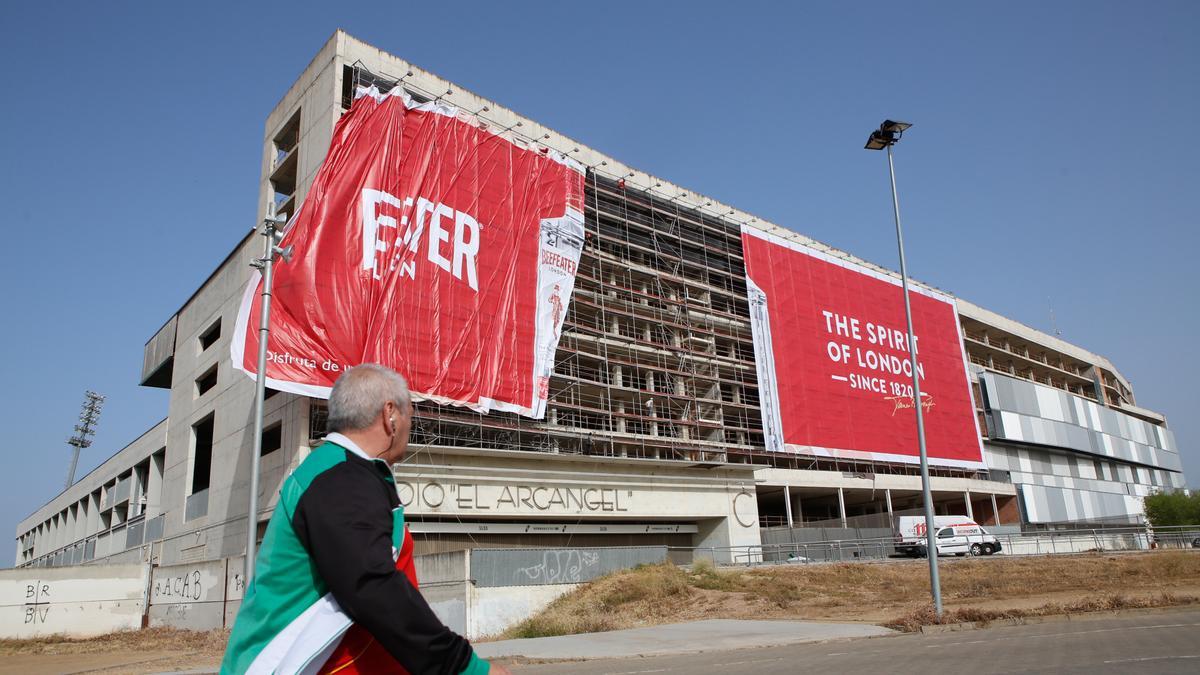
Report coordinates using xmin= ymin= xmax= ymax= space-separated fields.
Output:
xmin=382 ymin=401 xmax=396 ymax=434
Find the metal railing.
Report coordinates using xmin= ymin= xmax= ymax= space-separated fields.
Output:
xmin=714 ymin=525 xmax=1200 ymax=566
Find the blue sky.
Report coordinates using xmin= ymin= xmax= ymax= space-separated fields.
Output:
xmin=1 ymin=2 xmax=1196 ymax=562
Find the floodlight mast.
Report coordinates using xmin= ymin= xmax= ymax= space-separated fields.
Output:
xmin=65 ymin=391 xmax=105 ymax=488
xmin=863 ymin=119 xmax=943 ymax=618
xmin=245 ymin=205 xmax=292 ymax=589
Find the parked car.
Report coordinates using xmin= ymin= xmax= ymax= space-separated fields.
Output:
xmin=894 ymin=516 xmax=1002 ymax=557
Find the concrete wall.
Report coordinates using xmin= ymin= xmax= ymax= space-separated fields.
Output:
xmin=469 ymin=584 xmax=576 ymax=639
xmin=147 ymin=559 xmax=229 ymax=630
xmin=0 ymin=556 xmax=253 ymax=639
xmin=0 ymin=564 xmax=148 ymax=639
xmin=415 ymin=548 xmax=583 ymax=640
xmin=415 ymin=551 xmax=469 ymax=635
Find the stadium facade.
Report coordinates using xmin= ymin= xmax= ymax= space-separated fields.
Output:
xmin=15 ymin=31 xmax=1187 ymax=568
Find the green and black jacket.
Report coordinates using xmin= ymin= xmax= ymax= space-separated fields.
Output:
xmin=221 ymin=435 xmax=489 ymax=675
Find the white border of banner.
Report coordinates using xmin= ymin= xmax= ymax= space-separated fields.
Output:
xmin=741 ymin=226 xmax=987 ymax=470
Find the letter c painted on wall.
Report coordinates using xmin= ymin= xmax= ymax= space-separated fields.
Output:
xmin=733 ymin=491 xmax=757 ymax=528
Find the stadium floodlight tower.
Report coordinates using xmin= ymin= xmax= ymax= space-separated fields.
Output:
xmin=65 ymin=391 xmax=105 ymax=488
xmin=245 ymin=204 xmax=293 ymax=588
xmin=864 ymin=119 xmax=943 ymax=618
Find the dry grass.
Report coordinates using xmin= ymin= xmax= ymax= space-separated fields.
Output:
xmin=0 ymin=627 xmax=229 ymax=656
xmin=505 ymin=563 xmax=695 ymax=638
xmin=499 ymin=551 xmax=1200 ymax=639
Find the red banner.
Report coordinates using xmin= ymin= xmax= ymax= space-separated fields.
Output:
xmin=742 ymin=228 xmax=984 ymax=468
xmin=233 ymin=87 xmax=586 ymax=418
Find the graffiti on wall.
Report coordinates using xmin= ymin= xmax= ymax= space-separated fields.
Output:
xmin=23 ymin=581 xmax=51 ymax=625
xmin=514 ymin=550 xmax=600 ymax=584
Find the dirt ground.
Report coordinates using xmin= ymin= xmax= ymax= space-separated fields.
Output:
xmin=3 ymin=551 xmax=1197 ymax=673
xmin=0 ymin=627 xmax=227 ymax=674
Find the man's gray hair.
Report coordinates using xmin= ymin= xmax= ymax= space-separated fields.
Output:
xmin=327 ymin=364 xmax=412 ymax=433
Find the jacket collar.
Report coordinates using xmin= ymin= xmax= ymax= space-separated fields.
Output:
xmin=325 ymin=432 xmax=380 ymax=462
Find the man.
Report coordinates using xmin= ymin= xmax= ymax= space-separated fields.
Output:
xmin=222 ymin=364 xmax=507 ymax=674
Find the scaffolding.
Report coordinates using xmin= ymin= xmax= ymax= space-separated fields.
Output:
xmin=303 ymin=64 xmax=995 ymax=481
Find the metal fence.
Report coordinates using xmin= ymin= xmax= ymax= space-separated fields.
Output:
xmin=712 ymin=525 xmax=1200 ymax=566
xmin=470 ymin=546 xmax=668 ymax=587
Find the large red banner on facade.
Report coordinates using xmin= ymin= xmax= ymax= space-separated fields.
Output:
xmin=742 ymin=227 xmax=984 ymax=468
xmin=232 ymin=87 xmax=586 ymax=418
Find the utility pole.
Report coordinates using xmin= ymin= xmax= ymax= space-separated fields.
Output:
xmin=245 ymin=206 xmax=292 ymax=588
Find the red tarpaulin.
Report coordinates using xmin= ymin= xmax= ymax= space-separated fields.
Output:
xmin=742 ymin=227 xmax=985 ymax=468
xmin=233 ymin=87 xmax=586 ymax=418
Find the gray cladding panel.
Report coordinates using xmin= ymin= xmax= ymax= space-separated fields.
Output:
xmin=981 ymin=373 xmax=1181 ymax=472
xmin=1021 ymin=483 xmax=1142 ymax=524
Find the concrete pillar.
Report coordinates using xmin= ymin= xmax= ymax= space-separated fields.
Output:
xmin=674 ymin=378 xmax=686 ymax=396
xmin=784 ymin=485 xmax=794 ymax=528
xmin=885 ymin=489 xmax=894 ymax=529
xmin=612 ymin=364 xmax=623 ymax=387
xmin=609 ymin=315 xmax=620 ymax=335
xmin=837 ymin=487 xmax=847 ymax=529
xmin=84 ymin=493 xmax=98 ymax=537
xmin=646 ymin=371 xmax=655 ymax=392
xmin=990 ymin=493 xmax=1001 ymax=526
xmin=964 ymin=491 xmax=974 ymax=520
xmin=548 ymin=408 xmax=558 ymax=425
xmin=643 ymin=325 xmax=652 ymax=343
xmin=147 ymin=452 xmax=165 ymax=519
xmin=67 ymin=506 xmax=78 ymax=547
xmin=615 ymin=401 xmax=627 ymax=433
xmin=731 ymin=384 xmax=742 ymax=404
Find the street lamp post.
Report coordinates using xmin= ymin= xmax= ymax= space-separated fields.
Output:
xmin=245 ymin=206 xmax=292 ymax=588
xmin=865 ymin=120 xmax=943 ymax=618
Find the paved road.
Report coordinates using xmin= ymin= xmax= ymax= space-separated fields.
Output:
xmin=477 ymin=619 xmax=892 ymax=660
xmin=512 ymin=609 xmax=1200 ymax=674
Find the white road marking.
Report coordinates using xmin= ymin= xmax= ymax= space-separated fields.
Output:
xmin=1103 ymin=655 xmax=1200 ymax=664
xmin=713 ymin=658 xmax=784 ymax=666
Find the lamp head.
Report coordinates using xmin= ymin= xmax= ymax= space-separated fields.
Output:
xmin=274 ymin=244 xmax=294 ymax=263
xmin=864 ymin=119 xmax=912 ymax=150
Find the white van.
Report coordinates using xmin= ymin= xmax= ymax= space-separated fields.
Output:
xmin=895 ymin=516 xmax=1002 ymax=557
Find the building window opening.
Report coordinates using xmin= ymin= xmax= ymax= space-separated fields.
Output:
xmin=191 ymin=414 xmax=214 ymax=494
xmin=270 ymin=109 xmax=301 ymax=220
xmin=199 ymin=318 xmax=221 ymax=351
xmin=195 ymin=364 xmax=218 ymax=397
xmin=261 ymin=422 xmax=282 ymax=456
